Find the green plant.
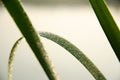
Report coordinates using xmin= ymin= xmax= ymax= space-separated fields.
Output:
xmin=8 ymin=37 xmax=23 ymax=80
xmin=89 ymin=0 xmax=120 ymax=61
xmin=1 ymin=0 xmax=120 ymax=80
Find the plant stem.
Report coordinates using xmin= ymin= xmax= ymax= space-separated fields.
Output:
xmin=89 ymin=0 xmax=120 ymax=61
xmin=1 ymin=0 xmax=59 ymax=80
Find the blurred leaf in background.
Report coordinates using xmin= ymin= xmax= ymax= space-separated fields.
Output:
xmin=19 ymin=0 xmax=120 ymax=6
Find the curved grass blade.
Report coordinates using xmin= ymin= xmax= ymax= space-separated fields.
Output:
xmin=1 ymin=0 xmax=59 ymax=80
xmin=8 ymin=37 xmax=59 ymax=80
xmin=8 ymin=37 xmax=23 ymax=80
xmin=89 ymin=0 xmax=120 ymax=61
xmin=39 ymin=32 xmax=106 ymax=80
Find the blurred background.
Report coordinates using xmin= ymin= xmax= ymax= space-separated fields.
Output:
xmin=0 ymin=0 xmax=120 ymax=80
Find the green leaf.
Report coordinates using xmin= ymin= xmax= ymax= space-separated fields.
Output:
xmin=1 ymin=0 xmax=59 ymax=80
xmin=8 ymin=37 xmax=23 ymax=80
xmin=39 ymin=32 xmax=106 ymax=80
xmin=89 ymin=0 xmax=120 ymax=61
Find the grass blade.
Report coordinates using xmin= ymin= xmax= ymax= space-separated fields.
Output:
xmin=1 ymin=0 xmax=59 ymax=80
xmin=39 ymin=32 xmax=106 ymax=80
xmin=8 ymin=37 xmax=23 ymax=80
xmin=89 ymin=0 xmax=120 ymax=61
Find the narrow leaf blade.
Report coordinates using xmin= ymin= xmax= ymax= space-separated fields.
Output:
xmin=39 ymin=32 xmax=106 ymax=80
xmin=89 ymin=0 xmax=120 ymax=61
xmin=8 ymin=37 xmax=23 ymax=80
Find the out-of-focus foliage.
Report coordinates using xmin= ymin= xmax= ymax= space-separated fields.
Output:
xmin=19 ymin=0 xmax=120 ymax=6
xmin=0 ymin=0 xmax=120 ymax=6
